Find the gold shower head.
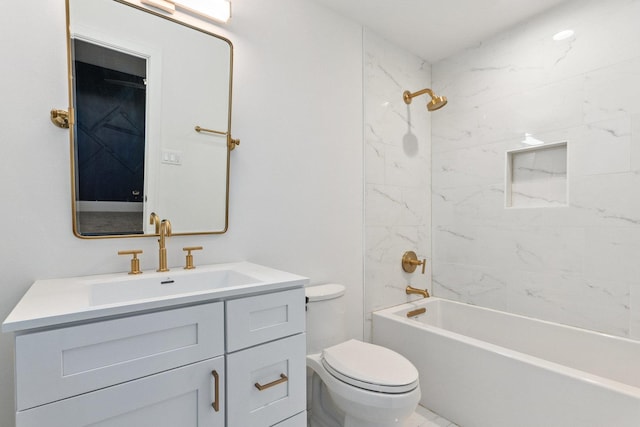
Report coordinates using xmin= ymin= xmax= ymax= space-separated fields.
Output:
xmin=403 ymin=88 xmax=448 ymax=111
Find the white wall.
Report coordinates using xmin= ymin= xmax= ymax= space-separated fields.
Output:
xmin=0 ymin=0 xmax=363 ymax=424
xmin=432 ymin=0 xmax=640 ymax=337
xmin=363 ymin=30 xmax=432 ymax=340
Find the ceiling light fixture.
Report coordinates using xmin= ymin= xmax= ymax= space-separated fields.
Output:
xmin=141 ymin=0 xmax=231 ymax=23
xmin=178 ymin=0 xmax=231 ymax=23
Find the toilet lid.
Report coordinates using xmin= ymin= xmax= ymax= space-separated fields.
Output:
xmin=321 ymin=339 xmax=419 ymax=393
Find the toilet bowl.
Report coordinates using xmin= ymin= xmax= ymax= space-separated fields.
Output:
xmin=305 ymin=284 xmax=421 ymax=427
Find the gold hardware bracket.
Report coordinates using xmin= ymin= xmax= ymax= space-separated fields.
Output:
xmin=183 ymin=246 xmax=203 ymax=270
xmin=402 ymin=251 xmax=426 ymax=274
xmin=118 ymin=250 xmax=143 ymax=275
xmin=255 ymin=373 xmax=288 ymax=391
xmin=407 ymin=307 xmax=426 ymax=318
xmin=228 ymin=136 xmax=240 ymax=151
xmin=403 ymin=89 xmax=434 ymax=105
xmin=50 ymin=109 xmax=71 ymax=128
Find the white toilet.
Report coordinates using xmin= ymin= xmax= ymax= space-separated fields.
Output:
xmin=305 ymin=284 xmax=421 ymax=427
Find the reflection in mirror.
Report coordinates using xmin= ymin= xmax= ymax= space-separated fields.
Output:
xmin=67 ymin=0 xmax=233 ymax=238
xmin=74 ymin=40 xmax=147 ymax=234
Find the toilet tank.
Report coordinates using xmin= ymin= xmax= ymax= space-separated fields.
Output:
xmin=305 ymin=284 xmax=347 ymax=354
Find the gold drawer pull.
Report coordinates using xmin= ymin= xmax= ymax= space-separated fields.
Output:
xmin=211 ymin=370 xmax=220 ymax=412
xmin=407 ymin=307 xmax=426 ymax=318
xmin=255 ymin=373 xmax=288 ymax=391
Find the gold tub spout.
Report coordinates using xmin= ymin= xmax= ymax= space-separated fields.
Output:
xmin=406 ymin=285 xmax=429 ymax=298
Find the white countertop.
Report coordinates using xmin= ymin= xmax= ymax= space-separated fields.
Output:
xmin=3 ymin=262 xmax=308 ymax=333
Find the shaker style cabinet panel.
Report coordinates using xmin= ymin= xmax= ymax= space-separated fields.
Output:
xmin=226 ymin=333 xmax=306 ymax=427
xmin=15 ymin=302 xmax=224 ymax=411
xmin=225 ymin=287 xmax=305 ymax=352
xmin=16 ymin=356 xmax=225 ymax=427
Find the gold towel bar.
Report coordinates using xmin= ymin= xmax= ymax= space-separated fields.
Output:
xmin=195 ymin=125 xmax=227 ymax=136
xmin=406 ymin=308 xmax=426 ymax=318
xmin=195 ymin=125 xmax=240 ymax=150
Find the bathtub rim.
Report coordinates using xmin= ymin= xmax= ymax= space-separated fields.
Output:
xmin=372 ymin=297 xmax=640 ymax=400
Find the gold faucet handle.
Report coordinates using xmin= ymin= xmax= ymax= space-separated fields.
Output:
xmin=402 ymin=251 xmax=426 ymax=274
xmin=183 ymin=246 xmax=203 ymax=270
xmin=118 ymin=250 xmax=143 ymax=275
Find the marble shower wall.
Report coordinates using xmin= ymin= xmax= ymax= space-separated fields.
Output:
xmin=364 ymin=29 xmax=432 ymax=340
xmin=431 ymin=0 xmax=640 ymax=338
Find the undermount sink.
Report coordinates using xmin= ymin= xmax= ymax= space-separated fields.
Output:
xmin=89 ymin=269 xmax=261 ymax=306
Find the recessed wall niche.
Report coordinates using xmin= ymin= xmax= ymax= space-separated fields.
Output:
xmin=506 ymin=142 xmax=568 ymax=208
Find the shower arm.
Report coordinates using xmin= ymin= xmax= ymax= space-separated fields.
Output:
xmin=403 ymin=88 xmax=435 ymax=104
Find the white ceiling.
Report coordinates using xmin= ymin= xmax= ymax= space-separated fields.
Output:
xmin=312 ymin=0 xmax=570 ymax=63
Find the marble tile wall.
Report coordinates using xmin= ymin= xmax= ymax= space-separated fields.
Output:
xmin=363 ymin=29 xmax=432 ymax=340
xmin=431 ymin=0 xmax=640 ymax=338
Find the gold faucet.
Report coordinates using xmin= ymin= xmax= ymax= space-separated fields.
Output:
xmin=406 ymin=285 xmax=429 ymax=298
xmin=149 ymin=212 xmax=160 ymax=234
xmin=157 ymin=219 xmax=172 ymax=272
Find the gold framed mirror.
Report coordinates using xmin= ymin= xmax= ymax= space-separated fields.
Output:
xmin=65 ymin=0 xmax=234 ymax=238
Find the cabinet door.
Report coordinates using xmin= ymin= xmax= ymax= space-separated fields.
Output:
xmin=227 ymin=333 xmax=306 ymax=427
xmin=16 ymin=302 xmax=223 ymax=411
xmin=16 ymin=357 xmax=225 ymax=427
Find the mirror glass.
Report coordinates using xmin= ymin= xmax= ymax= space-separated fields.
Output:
xmin=67 ymin=0 xmax=233 ymax=237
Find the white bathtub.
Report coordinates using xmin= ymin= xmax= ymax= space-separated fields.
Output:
xmin=372 ymin=298 xmax=640 ymax=427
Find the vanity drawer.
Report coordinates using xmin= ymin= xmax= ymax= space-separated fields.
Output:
xmin=273 ymin=411 xmax=307 ymax=426
xmin=15 ymin=302 xmax=224 ymax=411
xmin=226 ymin=288 xmax=305 ymax=352
xmin=226 ymin=333 xmax=306 ymax=427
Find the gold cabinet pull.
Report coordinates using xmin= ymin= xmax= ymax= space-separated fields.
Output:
xmin=254 ymin=373 xmax=288 ymax=391
xmin=117 ymin=250 xmax=143 ymax=275
xmin=183 ymin=246 xmax=203 ymax=270
xmin=211 ymin=370 xmax=220 ymax=412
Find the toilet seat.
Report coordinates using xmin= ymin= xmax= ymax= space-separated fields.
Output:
xmin=321 ymin=339 xmax=419 ymax=393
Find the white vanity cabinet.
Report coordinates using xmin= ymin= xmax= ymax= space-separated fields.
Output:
xmin=4 ymin=262 xmax=308 ymax=427
xmin=14 ymin=302 xmax=227 ymax=427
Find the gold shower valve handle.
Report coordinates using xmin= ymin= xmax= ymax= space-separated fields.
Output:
xmin=402 ymin=251 xmax=426 ymax=274
xmin=118 ymin=250 xmax=143 ymax=275
xmin=183 ymin=246 xmax=203 ymax=270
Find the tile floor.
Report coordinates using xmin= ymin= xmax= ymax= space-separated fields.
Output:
xmin=404 ymin=405 xmax=458 ymax=427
